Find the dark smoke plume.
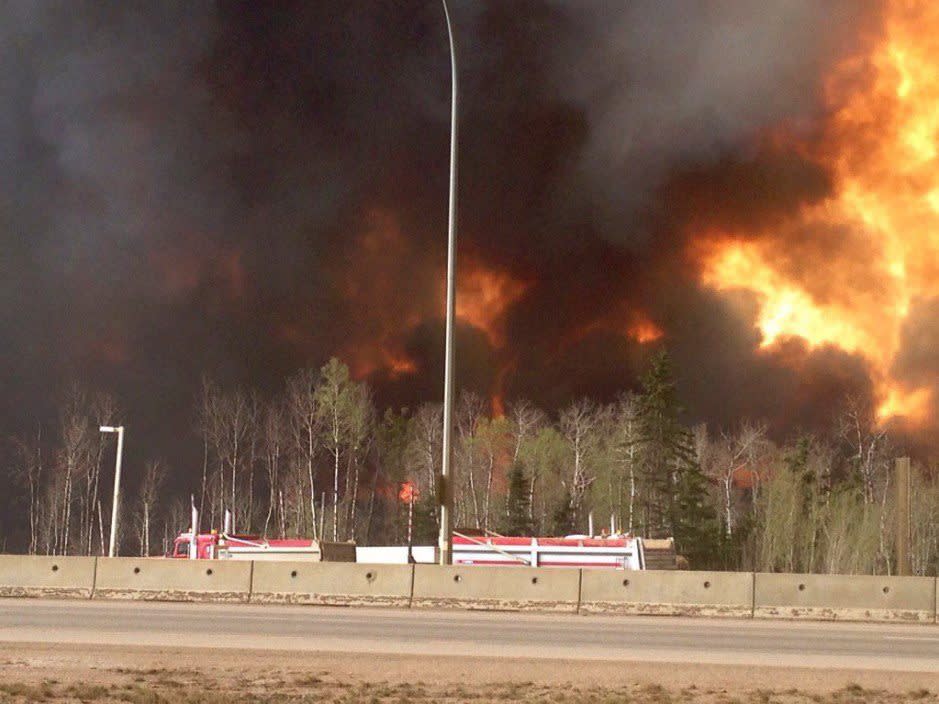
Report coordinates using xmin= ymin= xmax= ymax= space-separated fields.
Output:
xmin=0 ymin=0 xmax=899 ymax=511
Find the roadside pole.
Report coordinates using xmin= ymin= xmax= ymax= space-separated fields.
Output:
xmin=896 ymin=456 xmax=911 ymax=576
xmin=439 ymin=0 xmax=458 ymax=566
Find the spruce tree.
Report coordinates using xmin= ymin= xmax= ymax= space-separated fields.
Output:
xmin=503 ymin=463 xmax=534 ymax=535
xmin=411 ymin=496 xmax=439 ymax=544
xmin=637 ymin=351 xmax=719 ymax=567
xmin=550 ymin=500 xmax=575 ymax=536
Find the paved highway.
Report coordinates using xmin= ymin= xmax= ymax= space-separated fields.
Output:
xmin=0 ymin=598 xmax=937 ymax=672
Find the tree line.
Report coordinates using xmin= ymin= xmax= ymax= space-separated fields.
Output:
xmin=5 ymin=353 xmax=938 ymax=575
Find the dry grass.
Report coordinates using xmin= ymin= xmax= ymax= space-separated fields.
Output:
xmin=0 ymin=674 xmax=936 ymax=704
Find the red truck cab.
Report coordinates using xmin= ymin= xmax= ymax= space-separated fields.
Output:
xmin=171 ymin=532 xmax=219 ymax=559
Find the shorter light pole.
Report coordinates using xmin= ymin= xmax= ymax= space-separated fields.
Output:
xmin=100 ymin=425 xmax=125 ymax=558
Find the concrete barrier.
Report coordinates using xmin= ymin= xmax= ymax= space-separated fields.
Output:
xmin=411 ymin=565 xmax=580 ymax=612
xmin=0 ymin=555 xmax=97 ymax=599
xmin=94 ymin=558 xmax=251 ymax=602
xmin=754 ymin=573 xmax=936 ymax=622
xmin=579 ymin=569 xmax=754 ymax=617
xmin=251 ymin=562 xmax=413 ymax=607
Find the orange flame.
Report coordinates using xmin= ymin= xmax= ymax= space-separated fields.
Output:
xmin=454 ymin=266 xmax=530 ymax=347
xmin=628 ymin=318 xmax=664 ymax=344
xmin=398 ymin=481 xmax=419 ymax=503
xmin=330 ymin=210 xmax=531 ymax=382
xmin=698 ymin=1 xmax=938 ymax=424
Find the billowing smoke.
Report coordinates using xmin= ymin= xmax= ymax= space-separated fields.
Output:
xmin=2 ymin=0 xmax=930 ymax=497
xmin=553 ymin=0 xmax=881 ymax=235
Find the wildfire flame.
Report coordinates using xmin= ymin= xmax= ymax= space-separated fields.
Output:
xmin=454 ymin=266 xmax=530 ymax=347
xmin=628 ymin=318 xmax=665 ymax=344
xmin=331 ymin=210 xmax=531 ymax=390
xmin=398 ymin=481 xmax=419 ymax=503
xmin=699 ymin=0 xmax=938 ymax=425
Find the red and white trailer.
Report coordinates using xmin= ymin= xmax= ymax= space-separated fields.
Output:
xmin=452 ymin=534 xmax=645 ymax=570
xmin=356 ymin=534 xmax=646 ymax=569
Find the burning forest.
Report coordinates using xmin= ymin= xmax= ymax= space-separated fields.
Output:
xmin=1 ymin=1 xmax=939 ymax=571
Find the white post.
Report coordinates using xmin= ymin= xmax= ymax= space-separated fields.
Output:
xmin=407 ymin=493 xmax=415 ymax=564
xmin=438 ymin=0 xmax=459 ymax=567
xmin=100 ymin=426 xmax=125 ymax=558
xmin=190 ymin=497 xmax=199 ymax=560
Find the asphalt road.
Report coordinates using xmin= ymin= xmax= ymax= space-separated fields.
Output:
xmin=0 ymin=598 xmax=937 ymax=672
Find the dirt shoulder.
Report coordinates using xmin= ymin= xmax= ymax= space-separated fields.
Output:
xmin=1 ymin=642 xmax=938 ymax=703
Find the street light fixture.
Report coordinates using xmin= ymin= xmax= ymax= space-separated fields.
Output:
xmin=99 ymin=425 xmax=125 ymax=558
xmin=439 ymin=0 xmax=458 ymax=566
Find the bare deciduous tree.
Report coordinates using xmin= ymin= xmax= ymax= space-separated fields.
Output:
xmin=559 ymin=399 xmax=602 ymax=530
xmin=696 ymin=421 xmax=769 ymax=537
xmin=136 ymin=460 xmax=166 ymax=556
xmin=286 ymin=368 xmax=320 ymax=540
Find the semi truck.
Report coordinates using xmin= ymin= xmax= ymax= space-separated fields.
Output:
xmin=169 ymin=508 xmax=355 ymax=562
xmin=172 ymin=507 xmax=671 ymax=569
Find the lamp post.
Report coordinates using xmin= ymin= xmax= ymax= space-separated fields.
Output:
xmin=99 ymin=425 xmax=125 ymax=558
xmin=439 ymin=0 xmax=458 ymax=566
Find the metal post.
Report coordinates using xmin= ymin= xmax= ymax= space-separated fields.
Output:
xmin=438 ymin=0 xmax=458 ymax=566
xmin=407 ymin=493 xmax=415 ymax=564
xmin=190 ymin=496 xmax=199 ymax=560
xmin=896 ymin=456 xmax=911 ymax=576
xmin=108 ymin=426 xmax=124 ymax=558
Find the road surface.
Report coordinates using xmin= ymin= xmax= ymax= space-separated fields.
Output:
xmin=0 ymin=598 xmax=937 ymax=673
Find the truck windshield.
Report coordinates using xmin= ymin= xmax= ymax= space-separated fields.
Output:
xmin=175 ymin=542 xmax=190 ymax=557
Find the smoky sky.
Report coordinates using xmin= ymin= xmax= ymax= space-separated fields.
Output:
xmin=1 ymin=0 xmax=894 ymax=493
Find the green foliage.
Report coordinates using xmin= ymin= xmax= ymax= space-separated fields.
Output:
xmin=18 ymin=348 xmax=939 ymax=577
xmin=518 ymin=426 xmax=568 ymax=534
xmin=550 ymin=499 xmax=575 ymax=536
xmin=635 ymin=351 xmax=720 ymax=565
xmin=672 ymin=451 xmax=721 ymax=569
xmin=502 ymin=463 xmax=533 ymax=535
xmin=410 ymin=496 xmax=439 ymax=545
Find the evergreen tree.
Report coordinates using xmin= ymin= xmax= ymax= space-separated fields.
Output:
xmin=550 ymin=500 xmax=575 ymax=536
xmin=410 ymin=496 xmax=439 ymax=544
xmin=637 ymin=351 xmax=719 ymax=567
xmin=502 ymin=463 xmax=534 ymax=535
xmin=672 ymin=445 xmax=720 ymax=568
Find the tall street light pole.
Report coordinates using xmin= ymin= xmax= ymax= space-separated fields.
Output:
xmin=100 ymin=425 xmax=125 ymax=558
xmin=439 ymin=0 xmax=458 ymax=566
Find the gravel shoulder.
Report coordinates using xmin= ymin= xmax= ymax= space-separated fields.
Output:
xmin=1 ymin=641 xmax=938 ymax=703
